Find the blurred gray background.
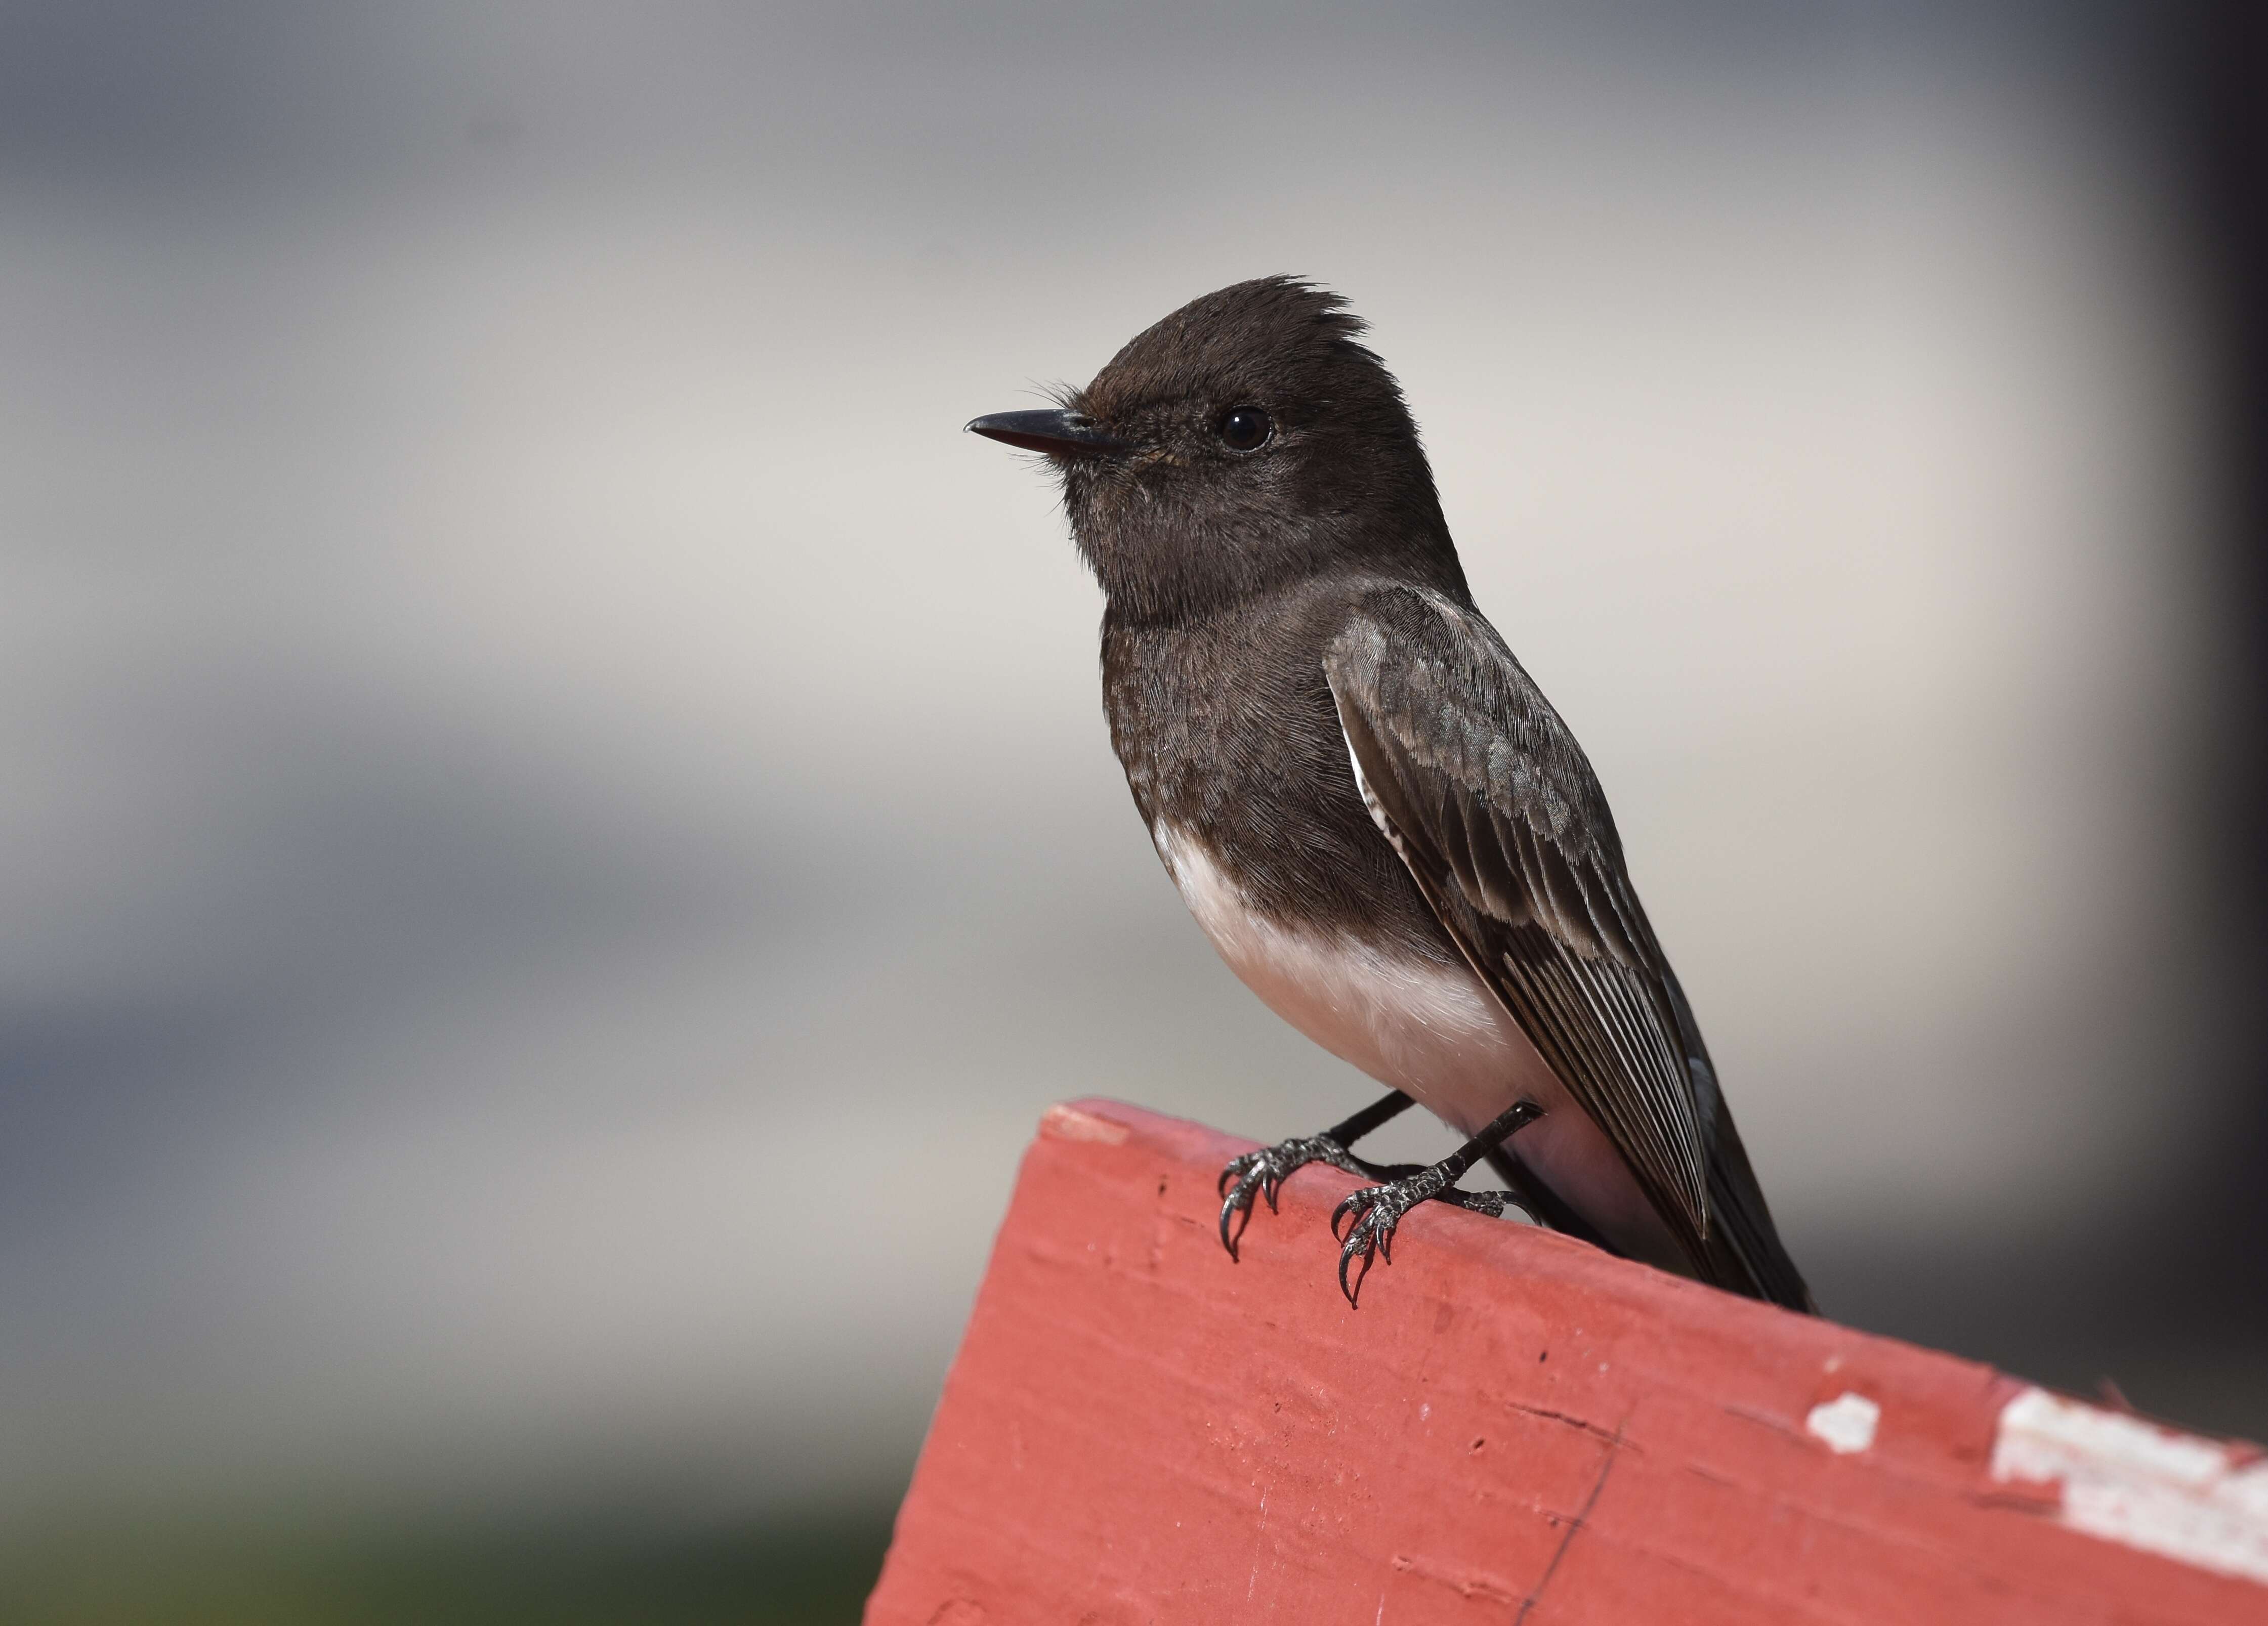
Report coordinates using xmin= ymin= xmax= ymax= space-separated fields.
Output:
xmin=4 ymin=1 xmax=2264 ymax=1617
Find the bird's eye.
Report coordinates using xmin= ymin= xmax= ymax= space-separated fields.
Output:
xmin=1218 ymin=406 xmax=1273 ymax=452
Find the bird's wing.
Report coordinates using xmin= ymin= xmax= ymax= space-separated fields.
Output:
xmin=1323 ymin=585 xmax=1711 ymax=1251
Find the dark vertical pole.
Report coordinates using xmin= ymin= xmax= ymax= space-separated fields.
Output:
xmin=2172 ymin=0 xmax=2268 ymax=1309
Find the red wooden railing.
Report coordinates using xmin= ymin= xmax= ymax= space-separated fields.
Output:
xmin=865 ymin=1100 xmax=2268 ymax=1624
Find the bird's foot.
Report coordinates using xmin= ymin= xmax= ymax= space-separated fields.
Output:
xmin=1216 ymin=1134 xmax=1371 ymax=1260
xmin=1331 ymin=1169 xmax=1529 ymax=1307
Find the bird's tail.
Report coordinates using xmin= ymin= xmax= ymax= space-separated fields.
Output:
xmin=1697 ymin=1103 xmax=1815 ymax=1313
xmin=1651 ymin=964 xmax=1814 ymax=1313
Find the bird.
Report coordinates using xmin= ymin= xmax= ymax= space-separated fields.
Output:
xmin=967 ymin=276 xmax=1813 ymax=1312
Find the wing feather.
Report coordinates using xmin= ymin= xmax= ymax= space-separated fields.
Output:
xmin=1326 ymin=587 xmax=1711 ymax=1245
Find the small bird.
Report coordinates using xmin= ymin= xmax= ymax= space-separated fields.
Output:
xmin=969 ymin=277 xmax=1812 ymax=1312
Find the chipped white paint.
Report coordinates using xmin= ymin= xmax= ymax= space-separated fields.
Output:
xmin=1040 ymin=1104 xmax=1128 ymax=1144
xmin=1805 ymin=1391 xmax=1880 ymax=1455
xmin=1991 ymin=1386 xmax=2268 ymax=1585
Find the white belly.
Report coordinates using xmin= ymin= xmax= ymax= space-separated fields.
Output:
xmin=1152 ymin=822 xmax=1682 ymax=1269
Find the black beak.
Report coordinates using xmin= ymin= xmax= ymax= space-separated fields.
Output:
xmin=965 ymin=408 xmax=1126 ymax=459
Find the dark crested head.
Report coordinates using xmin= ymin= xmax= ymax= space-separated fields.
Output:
xmin=967 ymin=277 xmax=1466 ymax=622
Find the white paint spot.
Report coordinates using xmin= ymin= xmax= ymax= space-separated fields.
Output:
xmin=1039 ymin=1104 xmax=1128 ymax=1144
xmin=1805 ymin=1391 xmax=1881 ymax=1455
xmin=1419 ymin=1402 xmax=1431 ymax=1422
xmin=1991 ymin=1386 xmax=2268 ymax=1584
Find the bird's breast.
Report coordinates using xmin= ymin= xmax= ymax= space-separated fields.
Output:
xmin=1149 ymin=820 xmax=1547 ymax=1135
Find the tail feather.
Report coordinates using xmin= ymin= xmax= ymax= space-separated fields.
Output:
xmin=1659 ymin=967 xmax=1814 ymax=1312
xmin=1486 ymin=1127 xmax=1813 ymax=1313
xmin=1697 ymin=1105 xmax=1815 ymax=1312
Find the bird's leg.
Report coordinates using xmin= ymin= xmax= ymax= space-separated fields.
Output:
xmin=1332 ymin=1100 xmax=1543 ymax=1306
xmin=1216 ymin=1089 xmax=1416 ymax=1260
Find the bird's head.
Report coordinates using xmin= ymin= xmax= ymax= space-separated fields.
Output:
xmin=969 ymin=277 xmax=1464 ymax=623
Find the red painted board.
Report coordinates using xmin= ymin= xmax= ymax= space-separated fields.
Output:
xmin=865 ymin=1100 xmax=2268 ymax=1625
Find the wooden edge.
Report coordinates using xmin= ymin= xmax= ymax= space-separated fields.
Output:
xmin=866 ymin=1099 xmax=2268 ymax=1624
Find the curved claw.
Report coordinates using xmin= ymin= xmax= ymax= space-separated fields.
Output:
xmin=1338 ymin=1220 xmax=1380 ymax=1306
xmin=1332 ymin=1184 xmax=1415 ymax=1306
xmin=1330 ymin=1187 xmax=1371 ymax=1244
xmin=1333 ymin=1224 xmax=1370 ymax=1297
xmin=1214 ymin=1147 xmax=1278 ymax=1261
xmin=1217 ymin=1135 xmax=1364 ymax=1262
xmin=1218 ymin=1163 xmax=1270 ymax=1262
xmin=1219 ymin=1182 xmax=1255 ymax=1262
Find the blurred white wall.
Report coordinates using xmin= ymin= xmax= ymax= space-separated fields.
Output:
xmin=0 ymin=2 xmax=2232 ymax=1521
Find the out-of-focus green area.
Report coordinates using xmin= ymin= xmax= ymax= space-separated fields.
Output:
xmin=0 ymin=1510 xmax=895 ymax=1626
